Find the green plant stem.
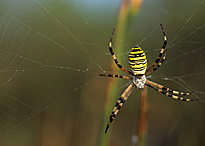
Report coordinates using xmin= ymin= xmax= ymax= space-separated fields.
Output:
xmin=98 ymin=0 xmax=144 ymax=146
xmin=138 ymin=86 xmax=148 ymax=146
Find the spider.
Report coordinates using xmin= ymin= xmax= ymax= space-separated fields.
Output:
xmin=99 ymin=24 xmax=199 ymax=133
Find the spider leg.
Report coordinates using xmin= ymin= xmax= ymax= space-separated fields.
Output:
xmin=105 ymin=82 xmax=135 ymax=133
xmin=146 ymin=50 xmax=167 ymax=76
xmin=99 ymin=73 xmax=132 ymax=80
xmin=146 ymin=79 xmax=192 ymax=96
xmin=109 ymin=28 xmax=133 ymax=75
xmin=145 ymin=80 xmax=199 ymax=101
xmin=146 ymin=24 xmax=168 ymax=74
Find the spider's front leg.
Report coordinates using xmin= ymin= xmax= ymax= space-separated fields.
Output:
xmin=146 ymin=24 xmax=168 ymax=75
xmin=99 ymin=73 xmax=132 ymax=80
xmin=108 ymin=28 xmax=133 ymax=75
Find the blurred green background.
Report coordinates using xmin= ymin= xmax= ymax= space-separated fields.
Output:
xmin=0 ymin=0 xmax=204 ymax=146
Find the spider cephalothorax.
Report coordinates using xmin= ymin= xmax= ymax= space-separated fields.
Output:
xmin=133 ymin=75 xmax=146 ymax=89
xmin=99 ymin=24 xmax=198 ymax=133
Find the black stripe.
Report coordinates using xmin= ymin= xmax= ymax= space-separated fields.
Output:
xmin=109 ymin=47 xmax=114 ymax=55
xmin=119 ymin=98 xmax=125 ymax=103
xmin=129 ymin=58 xmax=146 ymax=62
xmin=153 ymin=68 xmax=157 ymax=71
xmin=114 ymin=98 xmax=125 ymax=108
xmin=162 ymin=41 xmax=167 ymax=49
xmin=155 ymin=57 xmax=160 ymax=63
xmin=129 ymin=53 xmax=145 ymax=57
xmin=131 ymin=49 xmax=142 ymax=52
xmin=111 ymin=114 xmax=115 ymax=118
xmin=180 ymin=98 xmax=186 ymax=101
xmin=167 ymin=93 xmax=172 ymax=97
xmin=109 ymin=115 xmax=114 ymax=122
xmin=114 ymin=102 xmax=119 ymax=108
xmin=129 ymin=59 xmax=146 ymax=62
xmin=117 ymin=105 xmax=122 ymax=110
xmin=128 ymin=58 xmax=146 ymax=61
xmin=162 ymin=86 xmax=167 ymax=90
xmin=117 ymin=64 xmax=122 ymax=68
xmin=114 ymin=59 xmax=118 ymax=64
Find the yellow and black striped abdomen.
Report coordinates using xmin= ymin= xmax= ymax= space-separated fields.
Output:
xmin=128 ymin=46 xmax=147 ymax=75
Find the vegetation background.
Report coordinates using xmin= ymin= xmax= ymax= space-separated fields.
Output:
xmin=0 ymin=0 xmax=204 ymax=146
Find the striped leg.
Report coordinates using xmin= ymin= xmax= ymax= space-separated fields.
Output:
xmin=146 ymin=79 xmax=193 ymax=96
xmin=145 ymin=81 xmax=199 ymax=101
xmin=109 ymin=28 xmax=133 ymax=75
xmin=146 ymin=24 xmax=168 ymax=74
xmin=105 ymin=83 xmax=135 ymax=133
xmin=99 ymin=73 xmax=132 ymax=80
xmin=146 ymin=50 xmax=167 ymax=76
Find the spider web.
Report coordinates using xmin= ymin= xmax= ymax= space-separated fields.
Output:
xmin=0 ymin=0 xmax=204 ymax=146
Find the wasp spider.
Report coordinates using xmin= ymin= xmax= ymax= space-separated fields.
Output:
xmin=99 ymin=24 xmax=199 ymax=133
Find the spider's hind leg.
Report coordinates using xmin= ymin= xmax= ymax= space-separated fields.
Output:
xmin=105 ymin=97 xmax=125 ymax=133
xmin=145 ymin=80 xmax=199 ymax=101
xmin=105 ymin=82 xmax=135 ymax=133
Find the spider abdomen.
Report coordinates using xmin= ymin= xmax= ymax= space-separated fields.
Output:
xmin=128 ymin=46 xmax=147 ymax=75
